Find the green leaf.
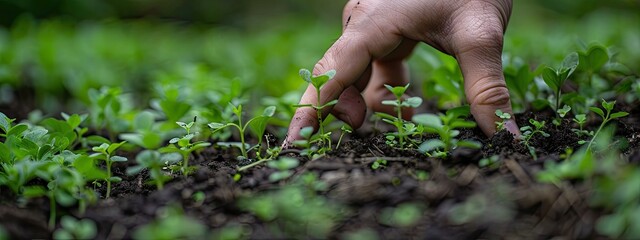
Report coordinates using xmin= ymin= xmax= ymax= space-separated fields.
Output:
xmin=319 ymin=99 xmax=339 ymax=108
xmin=109 ymin=176 xmax=122 ymax=183
xmin=589 ymin=107 xmax=605 ymax=118
xmin=134 ymin=111 xmax=155 ymax=131
xmin=299 ymin=68 xmax=312 ymax=83
xmin=208 ymin=122 xmax=226 ymax=130
xmin=610 ymin=112 xmax=629 ymax=119
xmin=601 ymin=100 xmax=615 ymax=111
xmin=7 ymin=124 xmax=28 ymax=136
xmin=299 ymin=126 xmax=314 ymax=139
xmin=541 ymin=66 xmax=560 ymax=93
xmin=412 ymin=114 xmax=443 ymax=129
xmin=262 ymin=106 xmax=276 ymax=117
xmin=404 ymin=97 xmax=423 ymax=108
xmin=381 ymin=100 xmax=399 ymax=106
xmin=22 ymin=186 xmax=47 ymax=198
xmin=457 ymin=140 xmax=482 ymax=149
xmin=0 ymin=112 xmax=12 ymax=133
xmin=269 ymin=171 xmax=293 ymax=182
xmin=560 ymin=52 xmax=579 ymax=77
xmin=107 ymin=141 xmax=127 ymax=155
xmin=581 ymin=45 xmax=609 ymax=72
xmin=384 ymin=84 xmax=409 ymax=99
xmin=110 ymin=156 xmax=128 ymax=162
xmin=92 ymin=143 xmax=109 ymax=153
xmin=596 ymin=213 xmax=625 ymax=238
xmin=267 ymin=157 xmax=299 ymax=170
xmin=419 ymin=139 xmax=445 ymax=153
xmin=64 ymin=113 xmax=83 ymax=129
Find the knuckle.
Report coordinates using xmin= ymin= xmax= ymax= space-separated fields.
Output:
xmin=469 ymin=82 xmax=510 ymax=107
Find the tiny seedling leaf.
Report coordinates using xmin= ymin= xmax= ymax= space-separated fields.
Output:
xmin=405 ymin=97 xmax=423 ymax=108
xmin=542 ymin=66 xmax=560 ymax=93
xmin=610 ymin=112 xmax=629 ymax=119
xmin=412 ymin=114 xmax=443 ymax=129
xmin=419 ymin=139 xmax=445 ymax=153
xmin=319 ymin=99 xmax=339 ymax=108
xmin=561 ymin=52 xmax=579 ymax=77
xmin=299 ymin=68 xmax=312 ymax=83
xmin=457 ymin=140 xmax=482 ymax=149
xmin=109 ymin=176 xmax=123 ymax=183
xmin=208 ymin=122 xmax=226 ymax=130
xmin=262 ymin=106 xmax=276 ymax=117
xmin=110 ymin=156 xmax=128 ymax=162
xmin=299 ymin=126 xmax=314 ymax=139
xmin=381 ymin=100 xmax=399 ymax=106
xmin=589 ymin=107 xmax=605 ymax=118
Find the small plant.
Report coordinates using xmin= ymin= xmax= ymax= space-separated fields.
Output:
xmin=371 ymin=159 xmax=387 ymax=170
xmin=53 ymin=216 xmax=97 ymax=240
xmin=479 ymin=155 xmax=501 ymax=169
xmin=133 ymin=204 xmax=207 ymax=240
xmin=571 ymin=114 xmax=593 ymax=142
xmin=494 ymin=109 xmax=511 ymax=131
xmin=379 ymin=83 xmax=423 ymax=148
xmin=293 ymin=68 xmax=338 ymax=149
xmin=553 ymin=105 xmax=572 ymax=126
xmin=293 ymin=126 xmax=322 ymax=158
xmin=127 ymin=150 xmax=182 ymax=190
xmin=412 ymin=106 xmax=481 ymax=158
xmin=335 ymin=125 xmax=352 ymax=150
xmin=541 ymin=52 xmax=579 ymax=113
xmin=267 ymin=157 xmax=299 ymax=182
xmin=90 ymin=141 xmax=127 ymax=198
xmin=209 ymin=104 xmax=276 ymax=160
xmin=519 ymin=119 xmax=550 ymax=160
xmin=162 ymin=118 xmax=211 ymax=175
xmin=586 ymin=99 xmax=628 ymax=151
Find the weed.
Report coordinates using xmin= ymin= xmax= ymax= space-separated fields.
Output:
xmin=293 ymin=68 xmax=338 ymax=149
xmin=209 ymin=104 xmax=276 ymax=160
xmin=541 ymin=52 xmax=579 ymax=113
xmin=586 ymin=99 xmax=628 ymax=150
xmin=162 ymin=118 xmax=211 ymax=175
xmin=53 ymin=216 xmax=97 ymax=240
xmin=127 ymin=150 xmax=182 ymax=190
xmin=90 ymin=141 xmax=127 ymax=198
xmin=519 ymin=119 xmax=550 ymax=160
xmin=335 ymin=125 xmax=352 ymax=150
xmin=494 ymin=109 xmax=511 ymax=131
xmin=267 ymin=157 xmax=299 ymax=182
xmin=371 ymin=159 xmax=387 ymax=170
xmin=377 ymin=84 xmax=423 ymax=148
xmin=412 ymin=106 xmax=481 ymax=158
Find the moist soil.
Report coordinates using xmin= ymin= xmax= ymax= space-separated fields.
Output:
xmin=1 ymin=102 xmax=639 ymax=239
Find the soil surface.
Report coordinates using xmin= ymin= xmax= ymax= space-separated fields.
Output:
xmin=1 ymin=99 xmax=639 ymax=239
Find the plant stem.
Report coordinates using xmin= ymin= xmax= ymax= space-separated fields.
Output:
xmin=396 ymin=102 xmax=404 ymax=148
xmin=316 ymin=88 xmax=324 ymax=139
xmin=587 ymin=116 xmax=609 ymax=151
xmin=336 ymin=132 xmax=345 ymax=150
xmin=106 ymin=160 xmax=112 ymax=198
xmin=181 ymin=151 xmax=189 ymax=175
xmin=237 ymin=158 xmax=272 ymax=172
xmin=49 ymin=193 xmax=56 ymax=230
xmin=555 ymin=89 xmax=561 ymax=116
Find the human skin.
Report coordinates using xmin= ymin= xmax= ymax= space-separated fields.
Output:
xmin=283 ymin=0 xmax=520 ymax=148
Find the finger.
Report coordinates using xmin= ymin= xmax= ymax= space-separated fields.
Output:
xmin=452 ymin=13 xmax=520 ymax=137
xmin=363 ymin=39 xmax=417 ymax=119
xmin=284 ymin=8 xmax=403 ymax=147
xmin=331 ymin=86 xmax=367 ymax=129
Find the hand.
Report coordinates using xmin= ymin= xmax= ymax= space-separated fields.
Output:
xmin=283 ymin=0 xmax=520 ymax=148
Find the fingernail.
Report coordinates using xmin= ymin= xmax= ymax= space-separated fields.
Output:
xmin=504 ymin=120 xmax=521 ymax=138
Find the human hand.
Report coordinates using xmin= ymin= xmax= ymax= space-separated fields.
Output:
xmin=283 ymin=0 xmax=520 ymax=148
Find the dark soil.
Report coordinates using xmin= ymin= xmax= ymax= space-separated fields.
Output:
xmin=1 ymin=101 xmax=640 ymax=239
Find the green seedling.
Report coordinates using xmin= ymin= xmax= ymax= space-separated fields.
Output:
xmin=162 ymin=118 xmax=211 ymax=175
xmin=379 ymin=203 xmax=423 ymax=228
xmin=541 ymin=52 xmax=579 ymax=113
xmin=267 ymin=157 xmax=299 ymax=182
xmin=90 ymin=141 xmax=127 ymax=198
xmin=553 ymin=105 xmax=572 ymax=126
xmin=494 ymin=109 xmax=511 ymax=131
xmin=120 ymin=110 xmax=164 ymax=149
xmin=479 ymin=155 xmax=501 ymax=169
xmin=209 ymin=104 xmax=276 ymax=160
xmin=335 ymin=125 xmax=352 ymax=150
xmin=371 ymin=159 xmax=387 ymax=170
xmin=412 ymin=106 xmax=481 ymax=158
xmin=293 ymin=68 xmax=338 ymax=149
xmin=572 ymin=114 xmax=593 ymax=142
xmin=53 ymin=216 xmax=97 ymax=240
xmin=87 ymin=87 xmax=130 ymax=141
xmin=133 ymin=204 xmax=207 ymax=240
xmin=127 ymin=150 xmax=182 ymax=190
xmin=586 ymin=99 xmax=628 ymax=151
xmin=293 ymin=126 xmax=321 ymax=158
xmin=519 ymin=119 xmax=550 ymax=160
xmin=379 ymin=83 xmax=423 ymax=148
